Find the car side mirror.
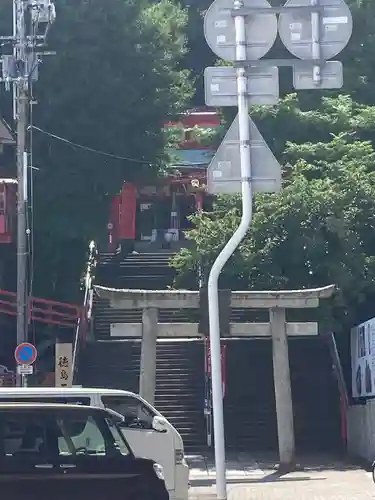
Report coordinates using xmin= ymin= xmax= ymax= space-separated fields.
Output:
xmin=152 ymin=416 xmax=168 ymax=433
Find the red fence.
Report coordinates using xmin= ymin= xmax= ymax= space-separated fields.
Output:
xmin=0 ymin=289 xmax=81 ymax=328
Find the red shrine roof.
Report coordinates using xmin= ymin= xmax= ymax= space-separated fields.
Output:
xmin=165 ymin=108 xmax=221 ymax=129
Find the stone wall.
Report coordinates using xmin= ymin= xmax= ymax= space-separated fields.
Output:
xmin=347 ymin=400 xmax=375 ymax=462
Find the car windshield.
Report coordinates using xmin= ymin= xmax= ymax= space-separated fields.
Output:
xmin=0 ymin=408 xmax=131 ymax=458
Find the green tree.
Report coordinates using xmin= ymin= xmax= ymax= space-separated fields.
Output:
xmin=0 ymin=0 xmax=193 ymax=300
xmin=172 ymin=95 xmax=375 ymax=332
xmin=179 ymin=0 xmax=215 ymax=104
xmin=342 ymin=0 xmax=375 ymax=105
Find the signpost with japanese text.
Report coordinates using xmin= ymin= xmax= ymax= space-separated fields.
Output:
xmin=55 ymin=343 xmax=73 ymax=388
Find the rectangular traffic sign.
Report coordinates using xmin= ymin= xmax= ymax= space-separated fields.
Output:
xmin=293 ymin=61 xmax=343 ymax=90
xmin=207 ymin=114 xmax=282 ymax=195
xmin=17 ymin=364 xmax=33 ymax=375
xmin=204 ymin=66 xmax=279 ymax=107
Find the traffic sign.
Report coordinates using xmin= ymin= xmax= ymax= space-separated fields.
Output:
xmin=14 ymin=342 xmax=37 ymax=366
xmin=293 ymin=60 xmax=343 ymax=89
xmin=278 ymin=0 xmax=353 ymax=61
xmin=17 ymin=364 xmax=33 ymax=376
xmin=204 ymin=0 xmax=278 ymax=62
xmin=207 ymin=114 xmax=281 ymax=195
xmin=204 ymin=66 xmax=279 ymax=107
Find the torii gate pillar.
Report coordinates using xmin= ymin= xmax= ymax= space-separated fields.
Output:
xmin=271 ymin=306 xmax=295 ymax=469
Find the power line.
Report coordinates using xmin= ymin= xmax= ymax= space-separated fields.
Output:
xmin=30 ymin=125 xmax=160 ymax=166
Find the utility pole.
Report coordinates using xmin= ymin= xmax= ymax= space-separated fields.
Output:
xmin=14 ymin=0 xmax=28 ymax=353
xmin=0 ymin=0 xmax=56 ymax=385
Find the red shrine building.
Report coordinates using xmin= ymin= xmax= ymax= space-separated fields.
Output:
xmin=0 ymin=118 xmax=18 ymax=293
xmin=0 ymin=119 xmax=17 ymax=248
xmin=107 ymin=108 xmax=221 ymax=252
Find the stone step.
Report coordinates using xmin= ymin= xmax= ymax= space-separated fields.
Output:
xmin=99 ymin=252 xmax=175 ymax=261
xmin=156 ymin=360 xmax=194 ymax=368
xmin=155 ymin=384 xmax=199 ymax=391
xmin=156 ymin=367 xmax=196 ymax=373
xmin=99 ymin=262 xmax=173 ymax=269
xmin=155 ymin=396 xmax=202 ymax=403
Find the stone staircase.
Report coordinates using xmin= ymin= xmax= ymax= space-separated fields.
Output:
xmin=96 ymin=251 xmax=175 ymax=289
xmin=87 ymin=248 xmax=207 ymax=451
xmin=154 ymin=340 xmax=206 ymax=452
xmin=222 ymin=337 xmax=342 ymax=453
xmin=80 ymin=339 xmax=206 ymax=452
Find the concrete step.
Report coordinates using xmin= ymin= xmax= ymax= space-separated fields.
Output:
xmin=155 ymin=366 xmax=197 ymax=372
xmin=159 ymin=411 xmax=203 ymax=419
xmin=156 ymin=358 xmax=199 ymax=365
xmin=155 ymin=392 xmax=203 ymax=399
xmin=100 ymin=260 xmax=172 ymax=266
xmin=156 ymin=393 xmax=203 ymax=400
xmin=156 ymin=362 xmax=194 ymax=369
xmin=155 ymin=400 xmax=202 ymax=408
xmin=155 ymin=378 xmax=201 ymax=385
xmin=156 ymin=383 xmax=204 ymax=391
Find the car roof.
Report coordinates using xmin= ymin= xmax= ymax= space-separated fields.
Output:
xmin=0 ymin=402 xmax=108 ymax=412
xmin=0 ymin=387 xmax=136 ymax=396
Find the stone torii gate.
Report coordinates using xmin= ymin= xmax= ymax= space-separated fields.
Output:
xmin=94 ymin=284 xmax=335 ymax=468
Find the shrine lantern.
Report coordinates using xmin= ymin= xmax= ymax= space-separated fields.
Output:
xmin=0 ymin=179 xmax=17 ymax=244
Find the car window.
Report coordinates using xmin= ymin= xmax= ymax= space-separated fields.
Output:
xmin=57 ymin=415 xmax=107 ymax=456
xmin=101 ymin=396 xmax=154 ymax=429
xmin=0 ymin=409 xmax=129 ymax=460
xmin=56 ymin=411 xmax=131 ymax=457
xmin=1 ymin=413 xmax=48 ymax=456
xmin=105 ymin=418 xmax=131 ymax=456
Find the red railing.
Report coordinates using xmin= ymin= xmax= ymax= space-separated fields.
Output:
xmin=0 ymin=289 xmax=81 ymax=328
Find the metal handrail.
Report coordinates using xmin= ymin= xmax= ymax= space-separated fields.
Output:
xmin=72 ymin=241 xmax=97 ymax=383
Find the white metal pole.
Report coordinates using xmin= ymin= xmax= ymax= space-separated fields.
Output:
xmin=207 ymin=1 xmax=252 ymax=498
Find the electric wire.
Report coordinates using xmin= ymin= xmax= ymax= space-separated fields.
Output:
xmin=30 ymin=125 xmax=161 ymax=167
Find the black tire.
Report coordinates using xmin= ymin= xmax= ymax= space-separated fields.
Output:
xmin=372 ymin=463 xmax=375 ymax=483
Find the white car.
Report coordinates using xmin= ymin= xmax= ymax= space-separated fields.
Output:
xmin=0 ymin=387 xmax=189 ymax=500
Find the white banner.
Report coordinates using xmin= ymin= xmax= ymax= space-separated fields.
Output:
xmin=351 ymin=318 xmax=375 ymax=397
xmin=55 ymin=343 xmax=73 ymax=388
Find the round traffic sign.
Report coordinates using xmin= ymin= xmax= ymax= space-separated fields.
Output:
xmin=14 ymin=342 xmax=37 ymax=366
xmin=204 ymin=0 xmax=278 ymax=62
xmin=278 ymin=0 xmax=353 ymax=61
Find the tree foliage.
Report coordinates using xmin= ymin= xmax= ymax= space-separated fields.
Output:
xmin=0 ymin=0 xmax=193 ymax=300
xmin=32 ymin=0 xmax=192 ymax=242
xmin=170 ymin=0 xmax=375 ymax=332
xmin=172 ymin=95 xmax=375 ymax=332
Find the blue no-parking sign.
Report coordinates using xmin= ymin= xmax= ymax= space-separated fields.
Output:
xmin=14 ymin=342 xmax=37 ymax=366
